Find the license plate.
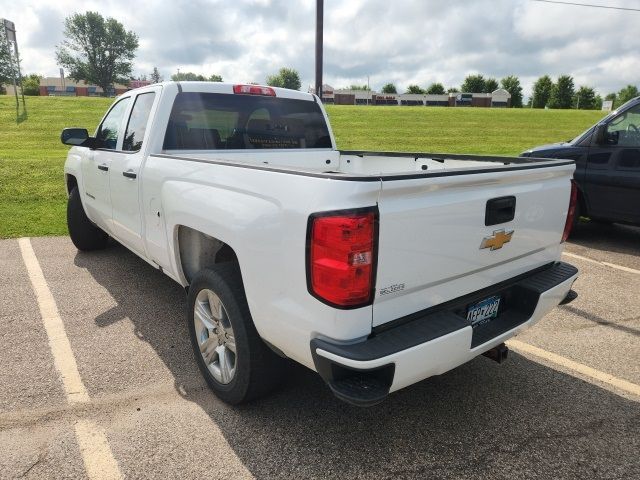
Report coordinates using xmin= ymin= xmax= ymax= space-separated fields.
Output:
xmin=467 ymin=295 xmax=501 ymax=326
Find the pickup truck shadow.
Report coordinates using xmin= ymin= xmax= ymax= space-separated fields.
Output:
xmin=74 ymin=243 xmax=640 ymax=479
xmin=570 ymin=220 xmax=640 ymax=258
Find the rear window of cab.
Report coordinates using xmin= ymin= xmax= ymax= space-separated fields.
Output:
xmin=163 ymin=92 xmax=332 ymax=150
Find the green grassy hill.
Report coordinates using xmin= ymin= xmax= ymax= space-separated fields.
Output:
xmin=327 ymin=105 xmax=606 ymax=155
xmin=0 ymin=96 xmax=606 ymax=238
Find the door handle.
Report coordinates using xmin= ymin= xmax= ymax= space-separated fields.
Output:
xmin=97 ymin=164 xmax=109 ymax=172
xmin=123 ymin=170 xmax=137 ymax=179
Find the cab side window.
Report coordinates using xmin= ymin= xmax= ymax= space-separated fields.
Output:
xmin=606 ymin=104 xmax=640 ymax=147
xmin=96 ymin=97 xmax=131 ymax=150
xmin=123 ymin=92 xmax=156 ymax=152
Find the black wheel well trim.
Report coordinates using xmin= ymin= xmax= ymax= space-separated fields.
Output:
xmin=66 ymin=173 xmax=78 ymax=196
xmin=175 ymin=226 xmax=240 ymax=286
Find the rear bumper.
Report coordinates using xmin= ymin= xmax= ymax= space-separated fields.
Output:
xmin=311 ymin=261 xmax=578 ymax=406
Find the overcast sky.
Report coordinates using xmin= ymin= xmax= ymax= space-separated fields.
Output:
xmin=5 ymin=0 xmax=640 ymax=96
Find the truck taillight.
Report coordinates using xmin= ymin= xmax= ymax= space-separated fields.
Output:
xmin=307 ymin=209 xmax=378 ymax=308
xmin=233 ymin=84 xmax=276 ymax=96
xmin=561 ymin=180 xmax=578 ymax=243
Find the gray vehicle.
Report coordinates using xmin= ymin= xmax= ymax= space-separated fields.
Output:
xmin=522 ymin=97 xmax=640 ymax=226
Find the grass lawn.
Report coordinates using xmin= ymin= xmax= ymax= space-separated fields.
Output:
xmin=0 ymin=96 xmax=606 ymax=238
xmin=326 ymin=105 xmax=606 ymax=154
xmin=1 ymin=96 xmax=112 ymax=238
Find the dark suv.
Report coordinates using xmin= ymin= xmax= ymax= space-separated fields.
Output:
xmin=522 ymin=97 xmax=640 ymax=226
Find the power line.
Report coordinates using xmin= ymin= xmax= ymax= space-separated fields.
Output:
xmin=530 ymin=0 xmax=640 ymax=12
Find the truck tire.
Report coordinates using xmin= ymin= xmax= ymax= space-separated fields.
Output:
xmin=187 ymin=264 xmax=285 ymax=404
xmin=67 ymin=187 xmax=109 ymax=251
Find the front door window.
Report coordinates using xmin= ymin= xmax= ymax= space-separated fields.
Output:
xmin=605 ymin=104 xmax=640 ymax=147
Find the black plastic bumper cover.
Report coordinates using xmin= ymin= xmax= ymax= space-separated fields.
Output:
xmin=311 ymin=261 xmax=578 ymax=405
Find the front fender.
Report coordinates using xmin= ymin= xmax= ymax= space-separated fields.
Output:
xmin=63 ymin=148 xmax=85 ymax=195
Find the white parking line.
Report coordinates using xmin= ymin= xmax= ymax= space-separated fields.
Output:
xmin=18 ymin=237 xmax=90 ymax=403
xmin=18 ymin=238 xmax=123 ymax=480
xmin=508 ymin=339 xmax=640 ymax=398
xmin=563 ymin=251 xmax=640 ymax=275
xmin=75 ymin=420 xmax=123 ymax=480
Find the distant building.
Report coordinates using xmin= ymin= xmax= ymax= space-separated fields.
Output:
xmin=26 ymin=77 xmax=152 ymax=97
xmin=312 ymin=84 xmax=511 ymax=108
xmin=490 ymin=89 xmax=511 ymax=107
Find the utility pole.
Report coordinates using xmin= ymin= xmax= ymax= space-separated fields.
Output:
xmin=315 ymin=0 xmax=323 ymax=99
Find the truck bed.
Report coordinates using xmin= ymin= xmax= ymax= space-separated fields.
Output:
xmin=156 ymin=149 xmax=573 ymax=180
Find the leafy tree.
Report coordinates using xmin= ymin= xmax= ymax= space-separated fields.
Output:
xmin=531 ymin=75 xmax=554 ymax=108
xmin=348 ymin=84 xmax=371 ymax=91
xmin=56 ymin=12 xmax=138 ymax=94
xmin=405 ymin=84 xmax=425 ymax=94
xmin=550 ymin=75 xmax=575 ymax=109
xmin=574 ymin=86 xmax=597 ymax=110
xmin=483 ymin=78 xmax=499 ymax=93
xmin=171 ymin=72 xmax=206 ymax=81
xmin=594 ymin=94 xmax=603 ymax=110
xmin=209 ymin=74 xmax=223 ymax=82
xmin=460 ymin=74 xmax=485 ymax=93
xmin=447 ymin=87 xmax=459 ymax=93
xmin=617 ymin=85 xmax=639 ymax=106
xmin=22 ymin=74 xmax=42 ymax=95
xmin=426 ymin=83 xmax=445 ymax=95
xmin=266 ymin=67 xmax=301 ymax=90
xmin=500 ymin=75 xmax=523 ymax=108
xmin=150 ymin=67 xmax=163 ymax=83
xmin=381 ymin=83 xmax=397 ymax=94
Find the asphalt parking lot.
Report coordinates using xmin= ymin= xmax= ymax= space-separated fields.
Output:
xmin=1 ymin=221 xmax=639 ymax=480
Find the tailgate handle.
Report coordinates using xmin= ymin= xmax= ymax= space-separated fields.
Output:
xmin=485 ymin=196 xmax=516 ymax=226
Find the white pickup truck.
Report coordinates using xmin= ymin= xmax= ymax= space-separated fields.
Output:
xmin=61 ymin=81 xmax=578 ymax=406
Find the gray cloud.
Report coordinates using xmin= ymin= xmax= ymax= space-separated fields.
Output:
xmin=11 ymin=0 xmax=640 ymax=96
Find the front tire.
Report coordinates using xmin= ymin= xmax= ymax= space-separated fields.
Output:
xmin=187 ymin=264 xmax=285 ymax=404
xmin=67 ymin=187 xmax=109 ymax=251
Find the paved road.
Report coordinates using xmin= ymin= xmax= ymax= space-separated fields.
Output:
xmin=1 ymin=223 xmax=639 ymax=479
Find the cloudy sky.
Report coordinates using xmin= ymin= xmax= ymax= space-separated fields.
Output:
xmin=6 ymin=0 xmax=640 ymax=96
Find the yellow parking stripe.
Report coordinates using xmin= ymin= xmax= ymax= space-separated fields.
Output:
xmin=18 ymin=237 xmax=90 ymax=403
xmin=563 ymin=251 xmax=640 ymax=275
xmin=18 ymin=238 xmax=123 ymax=480
xmin=508 ymin=339 xmax=640 ymax=398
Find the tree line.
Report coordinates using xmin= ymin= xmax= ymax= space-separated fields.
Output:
xmin=530 ymin=74 xmax=638 ymax=110
xmin=376 ymin=74 xmax=524 ymax=107
xmin=375 ymin=74 xmax=637 ymax=110
xmin=1 ymin=11 xmax=637 ymax=110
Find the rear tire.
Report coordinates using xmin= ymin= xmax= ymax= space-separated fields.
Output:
xmin=187 ymin=264 xmax=286 ymax=404
xmin=67 ymin=187 xmax=109 ymax=251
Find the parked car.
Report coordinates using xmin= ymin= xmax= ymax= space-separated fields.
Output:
xmin=522 ymin=96 xmax=640 ymax=226
xmin=61 ymin=81 xmax=578 ymax=406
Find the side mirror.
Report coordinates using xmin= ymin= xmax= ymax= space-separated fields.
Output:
xmin=593 ymin=124 xmax=607 ymax=145
xmin=61 ymin=128 xmax=94 ymax=147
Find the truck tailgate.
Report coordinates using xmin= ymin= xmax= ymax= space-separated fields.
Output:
xmin=373 ymin=162 xmax=574 ymax=327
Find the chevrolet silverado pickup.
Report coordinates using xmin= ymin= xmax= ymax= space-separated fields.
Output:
xmin=61 ymin=81 xmax=578 ymax=406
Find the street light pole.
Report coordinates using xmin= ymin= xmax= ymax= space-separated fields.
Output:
xmin=315 ymin=0 xmax=323 ymax=99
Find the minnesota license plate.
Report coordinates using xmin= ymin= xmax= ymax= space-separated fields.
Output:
xmin=467 ymin=295 xmax=501 ymax=326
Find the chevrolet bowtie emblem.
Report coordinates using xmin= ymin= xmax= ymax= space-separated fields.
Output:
xmin=480 ymin=229 xmax=514 ymax=250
